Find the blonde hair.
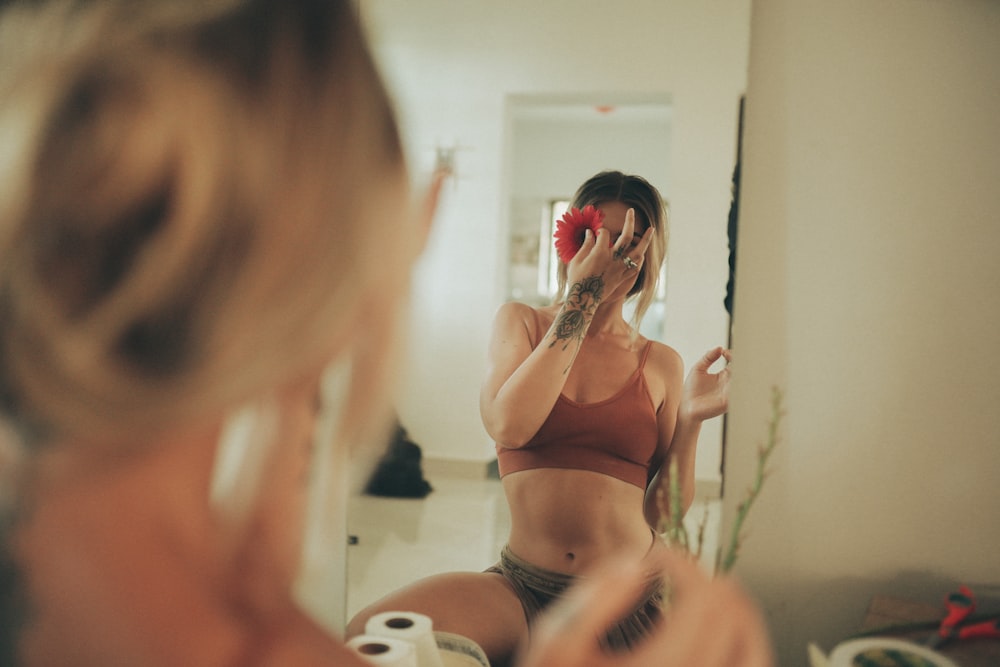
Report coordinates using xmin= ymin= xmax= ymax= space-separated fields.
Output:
xmin=0 ymin=0 xmax=414 ymax=445
xmin=554 ymin=171 xmax=668 ymax=331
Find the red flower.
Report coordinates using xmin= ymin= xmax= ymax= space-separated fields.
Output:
xmin=554 ymin=205 xmax=604 ymax=264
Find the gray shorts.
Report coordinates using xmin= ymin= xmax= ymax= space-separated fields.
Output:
xmin=484 ymin=544 xmax=664 ymax=653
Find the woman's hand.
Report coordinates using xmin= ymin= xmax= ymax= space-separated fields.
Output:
xmin=517 ymin=548 xmax=773 ymax=667
xmin=566 ymin=208 xmax=653 ymax=297
xmin=680 ymin=347 xmax=732 ymax=423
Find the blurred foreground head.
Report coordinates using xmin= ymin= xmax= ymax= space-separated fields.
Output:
xmin=0 ymin=0 xmax=419 ymax=448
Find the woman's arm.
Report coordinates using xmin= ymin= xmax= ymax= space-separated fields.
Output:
xmin=644 ymin=347 xmax=731 ymax=525
xmin=643 ymin=345 xmax=685 ymax=527
xmin=479 ymin=290 xmax=600 ymax=448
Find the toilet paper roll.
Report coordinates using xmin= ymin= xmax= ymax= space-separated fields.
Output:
xmin=347 ymin=635 xmax=418 ymax=667
xmin=365 ymin=611 xmax=445 ymax=667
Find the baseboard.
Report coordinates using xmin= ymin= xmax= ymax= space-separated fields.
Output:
xmin=422 ymin=456 xmax=493 ymax=480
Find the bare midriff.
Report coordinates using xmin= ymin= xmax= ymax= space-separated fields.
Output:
xmin=502 ymin=467 xmax=658 ymax=575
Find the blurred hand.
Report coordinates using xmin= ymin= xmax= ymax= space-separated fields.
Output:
xmin=517 ymin=548 xmax=773 ymax=667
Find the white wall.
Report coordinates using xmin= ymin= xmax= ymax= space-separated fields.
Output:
xmin=724 ymin=1 xmax=1000 ymax=663
xmin=508 ymin=111 xmax=672 ymax=200
xmin=360 ymin=1 xmax=751 ymax=484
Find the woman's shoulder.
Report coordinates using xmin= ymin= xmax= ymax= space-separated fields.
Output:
xmin=495 ymin=300 xmax=558 ymax=317
xmin=495 ymin=300 xmax=540 ymax=318
xmin=640 ymin=338 xmax=684 ymax=383
xmin=493 ymin=301 xmax=556 ymax=342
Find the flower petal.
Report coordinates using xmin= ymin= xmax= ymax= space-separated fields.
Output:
xmin=553 ymin=206 xmax=604 ymax=263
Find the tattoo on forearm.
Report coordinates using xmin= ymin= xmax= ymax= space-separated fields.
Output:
xmin=549 ymin=275 xmax=604 ymax=357
xmin=568 ymin=275 xmax=605 ymax=307
xmin=553 ymin=309 xmax=585 ymax=342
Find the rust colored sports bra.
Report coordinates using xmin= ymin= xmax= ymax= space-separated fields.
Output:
xmin=495 ymin=340 xmax=659 ymax=489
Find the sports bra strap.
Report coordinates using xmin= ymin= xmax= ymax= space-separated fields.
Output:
xmin=638 ymin=339 xmax=653 ymax=370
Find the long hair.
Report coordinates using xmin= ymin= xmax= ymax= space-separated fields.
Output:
xmin=0 ymin=0 xmax=412 ymax=445
xmin=554 ymin=171 xmax=668 ymax=331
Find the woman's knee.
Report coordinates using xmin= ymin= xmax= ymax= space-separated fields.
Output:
xmin=346 ymin=572 xmax=473 ymax=637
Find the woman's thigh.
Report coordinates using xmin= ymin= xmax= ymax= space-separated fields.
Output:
xmin=347 ymin=571 xmax=527 ymax=667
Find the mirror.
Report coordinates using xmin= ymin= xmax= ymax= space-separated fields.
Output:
xmin=504 ymin=94 xmax=672 ymax=341
xmin=345 ymin=0 xmax=751 ymax=624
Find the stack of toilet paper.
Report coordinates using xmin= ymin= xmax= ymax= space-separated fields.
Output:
xmin=347 ymin=611 xmax=446 ymax=667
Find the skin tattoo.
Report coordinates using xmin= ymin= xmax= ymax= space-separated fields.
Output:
xmin=550 ymin=274 xmax=605 ymax=360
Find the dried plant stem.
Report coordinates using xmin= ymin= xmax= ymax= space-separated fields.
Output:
xmin=692 ymin=502 xmax=708 ymax=562
xmin=656 ymin=460 xmax=687 ymax=551
xmin=658 ymin=458 xmax=717 ymax=560
xmin=655 ymin=386 xmax=785 ymax=575
xmin=717 ymin=386 xmax=784 ymax=574
xmin=668 ymin=459 xmax=688 ymax=551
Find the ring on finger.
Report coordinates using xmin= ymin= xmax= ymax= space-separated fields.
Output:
xmin=622 ymin=256 xmax=639 ymax=270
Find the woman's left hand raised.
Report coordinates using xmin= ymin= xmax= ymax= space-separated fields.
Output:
xmin=680 ymin=346 xmax=731 ymax=422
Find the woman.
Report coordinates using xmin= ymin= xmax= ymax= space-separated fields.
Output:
xmin=0 ymin=0 xmax=427 ymax=663
xmin=349 ymin=172 xmax=749 ymax=666
xmin=0 ymin=0 xmax=770 ymax=665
